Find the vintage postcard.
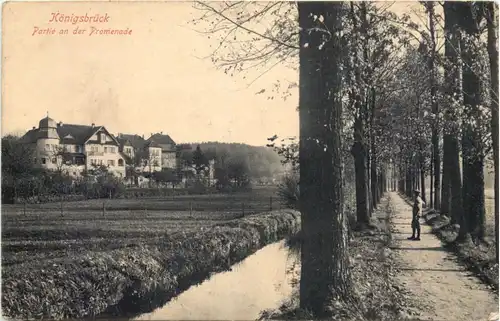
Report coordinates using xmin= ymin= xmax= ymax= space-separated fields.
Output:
xmin=1 ymin=1 xmax=498 ymax=321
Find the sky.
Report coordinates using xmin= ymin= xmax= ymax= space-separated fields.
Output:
xmin=1 ymin=1 xmax=424 ymax=146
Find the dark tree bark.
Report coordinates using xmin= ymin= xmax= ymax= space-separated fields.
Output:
xmin=298 ymin=2 xmax=351 ymax=316
xmin=457 ymin=2 xmax=486 ymax=241
xmin=349 ymin=2 xmax=370 ymax=227
xmin=425 ymin=2 xmax=441 ymax=210
xmin=486 ymin=1 xmax=499 ymax=262
xmin=405 ymin=160 xmax=412 ymax=198
xmin=370 ymin=87 xmax=378 ymax=208
xmin=441 ymin=134 xmax=452 ymax=215
xmin=370 ymin=137 xmax=378 ymax=208
xmin=352 ymin=137 xmax=370 ymax=226
xmin=420 ymin=165 xmax=426 ymax=205
xmin=430 ymin=149 xmax=434 ymax=208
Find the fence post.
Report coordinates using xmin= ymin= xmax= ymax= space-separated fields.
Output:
xmin=24 ymin=202 xmax=27 ymax=216
xmin=144 ymin=201 xmax=147 ymax=217
xmin=269 ymin=196 xmax=273 ymax=211
xmin=190 ymin=202 xmax=192 ymax=215
xmin=102 ymin=200 xmax=106 ymax=216
xmin=242 ymin=202 xmax=245 ymax=217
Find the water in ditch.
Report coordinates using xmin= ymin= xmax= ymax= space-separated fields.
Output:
xmin=134 ymin=241 xmax=300 ymax=321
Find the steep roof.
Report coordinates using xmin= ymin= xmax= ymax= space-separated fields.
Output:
xmin=57 ymin=124 xmax=101 ymax=144
xmin=144 ymin=140 xmax=161 ymax=148
xmin=116 ymin=134 xmax=146 ymax=149
xmin=19 ymin=129 xmax=38 ymax=144
xmin=147 ymin=133 xmax=176 ymax=146
xmin=19 ymin=123 xmax=115 ymax=145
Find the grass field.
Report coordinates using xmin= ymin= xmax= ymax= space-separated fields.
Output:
xmin=1 ymin=186 xmax=280 ymax=268
xmin=1 ymin=186 xmax=303 ymax=320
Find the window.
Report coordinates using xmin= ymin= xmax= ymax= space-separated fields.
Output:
xmin=74 ymin=145 xmax=78 ymax=152
xmin=91 ymin=159 xmax=97 ymax=165
xmin=118 ymin=159 xmax=124 ymax=166
xmin=41 ymin=158 xmax=46 ymax=164
xmin=107 ymin=160 xmax=115 ymax=166
xmin=45 ymin=144 xmax=50 ymax=151
xmin=99 ymin=160 xmax=103 ymax=166
xmin=51 ymin=158 xmax=57 ymax=164
xmin=104 ymin=147 xmax=108 ymax=153
xmin=33 ymin=158 xmax=37 ymax=164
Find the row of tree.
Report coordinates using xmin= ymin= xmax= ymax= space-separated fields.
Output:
xmin=389 ymin=3 xmax=498 ymax=251
xmin=193 ymin=1 xmax=498 ymax=317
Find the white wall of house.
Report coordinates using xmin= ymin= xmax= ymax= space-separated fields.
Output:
xmin=146 ymin=147 xmax=162 ymax=172
xmin=123 ymin=146 xmax=134 ymax=159
xmin=161 ymin=151 xmax=176 ymax=169
xmin=85 ymin=143 xmax=126 ymax=178
xmin=35 ymin=138 xmax=62 ymax=170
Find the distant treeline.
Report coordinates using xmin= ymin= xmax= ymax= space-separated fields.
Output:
xmin=183 ymin=142 xmax=286 ymax=183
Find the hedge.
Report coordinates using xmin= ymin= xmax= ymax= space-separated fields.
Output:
xmin=2 ymin=209 xmax=301 ymax=320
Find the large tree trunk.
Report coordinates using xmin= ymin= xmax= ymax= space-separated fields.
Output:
xmin=370 ymin=88 xmax=378 ymax=208
xmin=405 ymin=160 xmax=412 ymax=198
xmin=487 ymin=1 xmax=499 ymax=262
xmin=367 ymin=146 xmax=373 ymax=214
xmin=420 ymin=166 xmax=426 ymax=206
xmin=370 ymin=137 xmax=378 ymax=209
xmin=441 ymin=134 xmax=452 ymax=215
xmin=425 ymin=2 xmax=441 ymax=211
xmin=457 ymin=2 xmax=486 ymax=241
xmin=450 ymin=134 xmax=467 ymax=241
xmin=430 ymin=149 xmax=434 ymax=208
xmin=349 ymin=2 xmax=370 ymax=228
xmin=352 ymin=138 xmax=370 ymax=227
xmin=298 ymin=2 xmax=351 ymax=316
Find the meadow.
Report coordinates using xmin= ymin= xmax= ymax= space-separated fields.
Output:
xmin=1 ymin=186 xmax=281 ymax=267
xmin=2 ymin=186 xmax=303 ymax=320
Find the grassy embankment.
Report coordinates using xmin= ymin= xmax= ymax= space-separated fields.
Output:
xmin=2 ymin=188 xmax=301 ymax=320
xmin=259 ymin=194 xmax=419 ymax=321
xmin=401 ymin=190 xmax=498 ymax=291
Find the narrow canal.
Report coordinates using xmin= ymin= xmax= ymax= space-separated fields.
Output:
xmin=134 ymin=241 xmax=299 ymax=320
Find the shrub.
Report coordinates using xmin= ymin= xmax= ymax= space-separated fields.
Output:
xmin=277 ymin=172 xmax=299 ymax=210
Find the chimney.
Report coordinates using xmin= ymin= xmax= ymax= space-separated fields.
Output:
xmin=32 ymin=126 xmax=36 ymax=130
xmin=91 ymin=123 xmax=95 ymax=128
xmin=142 ymin=134 xmax=144 ymax=139
xmin=57 ymin=122 xmax=63 ymax=127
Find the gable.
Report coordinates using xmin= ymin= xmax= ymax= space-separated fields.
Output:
xmin=85 ymin=127 xmax=119 ymax=146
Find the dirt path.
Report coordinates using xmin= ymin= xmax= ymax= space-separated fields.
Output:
xmin=389 ymin=192 xmax=498 ymax=321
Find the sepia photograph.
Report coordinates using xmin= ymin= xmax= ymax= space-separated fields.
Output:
xmin=1 ymin=1 xmax=499 ymax=320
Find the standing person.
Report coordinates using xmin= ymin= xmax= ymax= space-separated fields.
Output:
xmin=408 ymin=190 xmax=425 ymax=241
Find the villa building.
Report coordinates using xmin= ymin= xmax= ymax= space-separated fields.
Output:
xmin=146 ymin=133 xmax=177 ymax=169
xmin=20 ymin=116 xmax=126 ymax=178
xmin=20 ymin=116 xmax=214 ymax=186
xmin=116 ymin=134 xmax=163 ymax=173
